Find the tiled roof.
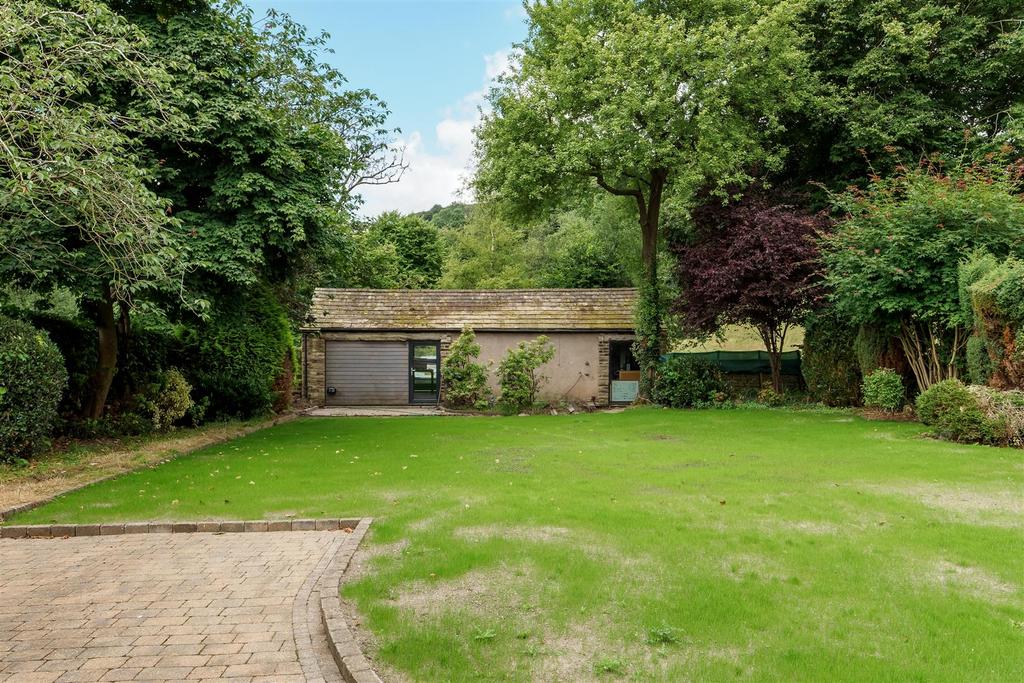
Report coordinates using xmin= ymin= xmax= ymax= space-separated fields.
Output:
xmin=307 ymin=288 xmax=637 ymax=331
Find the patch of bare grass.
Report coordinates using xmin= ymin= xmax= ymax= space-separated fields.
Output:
xmin=454 ymin=524 xmax=572 ymax=543
xmin=929 ymin=560 xmax=1019 ymax=605
xmin=864 ymin=482 xmax=1023 ymax=528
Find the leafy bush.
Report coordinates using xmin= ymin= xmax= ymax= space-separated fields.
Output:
xmin=181 ymin=287 xmax=293 ymax=420
xmin=915 ymin=379 xmax=999 ymax=444
xmin=862 ymin=369 xmax=904 ymax=412
xmin=755 ymin=387 xmax=786 ymax=407
xmin=653 ymin=355 xmax=728 ymax=408
xmin=442 ymin=327 xmax=492 ymax=409
xmin=0 ymin=316 xmax=68 ymax=461
xmin=802 ymin=309 xmax=861 ymax=406
xmin=497 ymin=336 xmax=555 ymax=413
xmin=135 ymin=368 xmax=193 ymax=431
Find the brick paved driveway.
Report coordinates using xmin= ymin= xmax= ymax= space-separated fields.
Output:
xmin=0 ymin=531 xmax=348 ymax=682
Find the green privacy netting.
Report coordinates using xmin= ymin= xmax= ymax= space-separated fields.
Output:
xmin=664 ymin=350 xmax=801 ymax=375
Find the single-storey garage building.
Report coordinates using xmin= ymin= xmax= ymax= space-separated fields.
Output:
xmin=301 ymin=288 xmax=639 ymax=407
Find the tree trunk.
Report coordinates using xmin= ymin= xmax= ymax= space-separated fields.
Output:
xmin=635 ymin=171 xmax=667 ymax=398
xmin=86 ymin=284 xmax=118 ymax=419
xmin=758 ymin=323 xmax=787 ymax=394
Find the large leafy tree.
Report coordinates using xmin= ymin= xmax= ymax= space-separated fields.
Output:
xmin=110 ymin=0 xmax=404 ymax=294
xmin=673 ymin=193 xmax=828 ymax=392
xmin=0 ymin=0 xmax=189 ymax=417
xmin=474 ymin=0 xmax=819 ymax=386
xmin=821 ymin=159 xmax=1024 ymax=391
xmin=779 ymin=0 xmax=1024 ymax=185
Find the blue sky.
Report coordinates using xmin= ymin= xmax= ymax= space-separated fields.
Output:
xmin=244 ymin=0 xmax=528 ymax=215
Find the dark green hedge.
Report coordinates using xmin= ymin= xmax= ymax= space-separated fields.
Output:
xmin=802 ymin=309 xmax=861 ymax=406
xmin=181 ymin=287 xmax=293 ymax=419
xmin=0 ymin=316 xmax=68 ymax=461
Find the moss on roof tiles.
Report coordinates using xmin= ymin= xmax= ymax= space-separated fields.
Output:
xmin=308 ymin=288 xmax=637 ymax=331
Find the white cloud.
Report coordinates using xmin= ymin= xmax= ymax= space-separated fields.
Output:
xmin=357 ymin=50 xmax=512 ymax=217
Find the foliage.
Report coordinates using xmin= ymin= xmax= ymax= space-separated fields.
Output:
xmin=181 ymin=288 xmax=293 ymax=420
xmin=781 ymin=0 xmax=1024 ymax=185
xmin=343 ymin=213 xmax=445 ymax=288
xmin=862 ymin=369 xmax=904 ymax=413
xmin=965 ymin=336 xmax=993 ymax=386
xmin=822 ymin=160 xmax=1024 ymax=392
xmin=496 ymin=336 xmax=556 ymax=413
xmin=961 ymin=253 xmax=1024 ymax=390
xmin=441 ymin=327 xmax=492 ymax=410
xmin=652 ymin=356 xmax=728 ymax=409
xmin=0 ymin=0 xmax=187 ymax=303
xmin=915 ymin=379 xmax=1001 ymax=444
xmin=801 ymin=309 xmax=861 ymax=406
xmin=439 ymin=197 xmax=640 ymax=290
xmin=135 ymin=368 xmax=193 ymax=431
xmin=0 ymin=317 xmax=68 ymax=462
xmin=967 ymin=386 xmax=1024 ymax=448
xmin=673 ymin=192 xmax=828 ymax=392
xmin=755 ymin=387 xmax=787 ymax=407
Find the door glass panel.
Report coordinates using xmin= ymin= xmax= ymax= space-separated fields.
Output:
xmin=410 ymin=343 xmax=440 ymax=402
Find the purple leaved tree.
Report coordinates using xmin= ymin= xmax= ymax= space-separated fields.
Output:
xmin=672 ymin=193 xmax=829 ymax=393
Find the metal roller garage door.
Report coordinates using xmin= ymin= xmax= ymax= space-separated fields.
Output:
xmin=325 ymin=342 xmax=408 ymax=405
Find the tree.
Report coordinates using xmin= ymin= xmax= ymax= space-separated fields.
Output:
xmin=821 ymin=159 xmax=1024 ymax=392
xmin=439 ymin=206 xmax=541 ymax=289
xmin=777 ymin=0 xmax=1024 ymax=186
xmin=474 ymin=0 xmax=819 ymax=390
xmin=672 ymin=193 xmax=828 ymax=392
xmin=355 ymin=213 xmax=445 ymax=289
xmin=5 ymin=0 xmax=403 ymax=418
xmin=0 ymin=0 xmax=189 ymax=418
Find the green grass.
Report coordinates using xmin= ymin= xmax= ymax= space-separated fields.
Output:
xmin=9 ymin=408 xmax=1023 ymax=681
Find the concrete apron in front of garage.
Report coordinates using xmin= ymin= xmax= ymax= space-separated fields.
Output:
xmin=0 ymin=519 xmax=381 ymax=683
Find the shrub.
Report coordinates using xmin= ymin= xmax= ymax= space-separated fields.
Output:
xmin=181 ymin=287 xmax=293 ymax=420
xmin=653 ymin=355 xmax=728 ymax=408
xmin=862 ymin=369 xmax=904 ymax=413
xmin=0 ymin=316 xmax=68 ymax=461
xmin=755 ymin=387 xmax=786 ymax=407
xmin=967 ymin=386 xmax=1024 ymax=447
xmin=915 ymin=379 xmax=1000 ymax=444
xmin=135 ymin=368 xmax=193 ymax=431
xmin=963 ymin=254 xmax=1024 ymax=390
xmin=801 ymin=309 xmax=861 ymax=406
xmin=497 ymin=336 xmax=555 ymax=413
xmin=966 ymin=336 xmax=993 ymax=385
xmin=442 ymin=327 xmax=492 ymax=409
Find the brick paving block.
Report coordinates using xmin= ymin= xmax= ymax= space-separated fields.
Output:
xmin=171 ymin=522 xmax=198 ymax=533
xmin=148 ymin=523 xmax=173 ymax=533
xmin=219 ymin=521 xmax=244 ymax=532
xmin=291 ymin=519 xmax=316 ymax=531
xmin=25 ymin=525 xmax=54 ymax=538
xmin=50 ymin=525 xmax=76 ymax=538
xmin=243 ymin=521 xmax=268 ymax=532
xmin=1 ymin=525 xmax=28 ymax=538
xmin=120 ymin=522 xmax=148 ymax=534
xmin=99 ymin=524 xmax=124 ymax=536
xmin=267 ymin=520 xmax=291 ymax=532
xmin=315 ymin=519 xmax=339 ymax=531
xmin=196 ymin=521 xmax=221 ymax=533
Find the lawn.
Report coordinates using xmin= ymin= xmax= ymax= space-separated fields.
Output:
xmin=8 ymin=408 xmax=1023 ymax=682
